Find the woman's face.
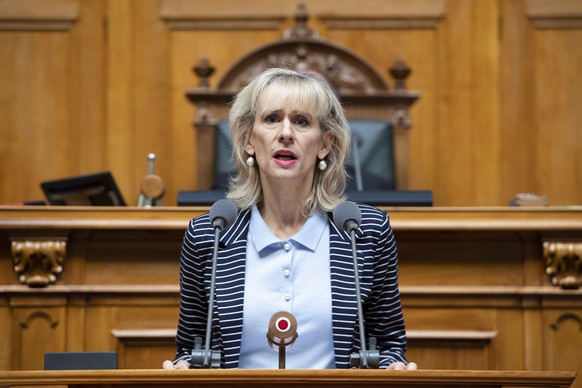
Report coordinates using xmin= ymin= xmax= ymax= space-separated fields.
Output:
xmin=244 ymin=87 xmax=333 ymax=190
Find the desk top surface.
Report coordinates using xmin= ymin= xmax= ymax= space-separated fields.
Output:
xmin=1 ymin=206 xmax=581 ymax=231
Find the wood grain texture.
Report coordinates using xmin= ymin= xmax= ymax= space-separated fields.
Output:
xmin=1 ymin=0 xmax=582 ymax=205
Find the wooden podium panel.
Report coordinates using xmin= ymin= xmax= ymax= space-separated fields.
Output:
xmin=0 ymin=369 xmax=576 ymax=388
xmin=0 ymin=206 xmax=581 ymax=384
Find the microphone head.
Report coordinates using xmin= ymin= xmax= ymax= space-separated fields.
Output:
xmin=209 ymin=199 xmax=238 ymax=230
xmin=333 ymin=201 xmax=362 ymax=233
xmin=266 ymin=311 xmax=298 ymax=350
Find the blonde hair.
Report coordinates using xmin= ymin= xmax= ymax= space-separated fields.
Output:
xmin=226 ymin=67 xmax=350 ymax=215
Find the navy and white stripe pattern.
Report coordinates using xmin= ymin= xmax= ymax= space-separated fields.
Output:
xmin=174 ymin=202 xmax=407 ymax=368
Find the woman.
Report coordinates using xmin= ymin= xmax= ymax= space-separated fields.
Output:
xmin=163 ymin=67 xmax=416 ymax=370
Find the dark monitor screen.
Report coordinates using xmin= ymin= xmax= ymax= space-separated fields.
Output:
xmin=41 ymin=171 xmax=126 ymax=206
xmin=44 ymin=351 xmax=118 ymax=370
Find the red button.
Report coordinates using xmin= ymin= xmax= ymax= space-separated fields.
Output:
xmin=276 ymin=318 xmax=290 ymax=332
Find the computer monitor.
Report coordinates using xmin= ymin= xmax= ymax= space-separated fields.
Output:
xmin=41 ymin=171 xmax=126 ymax=206
xmin=44 ymin=352 xmax=118 ymax=370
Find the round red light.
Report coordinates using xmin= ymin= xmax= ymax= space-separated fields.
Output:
xmin=276 ymin=317 xmax=290 ymax=332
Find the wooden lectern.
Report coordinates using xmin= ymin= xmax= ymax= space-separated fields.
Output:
xmin=0 ymin=369 xmax=576 ymax=388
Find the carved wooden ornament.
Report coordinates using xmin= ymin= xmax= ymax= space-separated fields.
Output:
xmin=11 ymin=239 xmax=66 ymax=287
xmin=543 ymin=241 xmax=582 ymax=290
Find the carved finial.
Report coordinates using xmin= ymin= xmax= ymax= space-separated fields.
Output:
xmin=193 ymin=57 xmax=215 ymax=89
xmin=283 ymin=4 xmax=318 ymax=40
xmin=389 ymin=58 xmax=411 ymax=90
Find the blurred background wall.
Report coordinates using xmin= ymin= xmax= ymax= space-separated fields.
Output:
xmin=0 ymin=0 xmax=581 ymax=207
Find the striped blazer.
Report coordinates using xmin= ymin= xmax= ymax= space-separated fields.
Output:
xmin=174 ymin=202 xmax=408 ymax=368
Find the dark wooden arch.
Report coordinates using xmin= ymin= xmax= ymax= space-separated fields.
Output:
xmin=186 ymin=4 xmax=420 ymax=191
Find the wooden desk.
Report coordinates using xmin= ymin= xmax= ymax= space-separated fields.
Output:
xmin=0 ymin=206 xmax=581 ymax=386
xmin=0 ymin=369 xmax=576 ymax=388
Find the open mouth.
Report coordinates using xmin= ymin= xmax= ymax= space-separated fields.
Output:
xmin=273 ymin=150 xmax=297 ymax=161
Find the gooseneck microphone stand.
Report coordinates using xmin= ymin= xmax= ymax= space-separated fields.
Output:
xmin=190 ymin=199 xmax=238 ymax=369
xmin=334 ymin=201 xmax=380 ymax=369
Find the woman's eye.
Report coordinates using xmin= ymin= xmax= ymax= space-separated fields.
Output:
xmin=295 ymin=117 xmax=310 ymax=127
xmin=265 ymin=114 xmax=279 ymax=124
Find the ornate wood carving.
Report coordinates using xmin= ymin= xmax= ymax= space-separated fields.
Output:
xmin=185 ymin=4 xmax=419 ymax=190
xmin=11 ymin=239 xmax=67 ymax=288
xmin=543 ymin=241 xmax=582 ymax=290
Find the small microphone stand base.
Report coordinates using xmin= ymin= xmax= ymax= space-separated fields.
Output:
xmin=190 ymin=336 xmax=221 ymax=368
xmin=349 ymin=336 xmax=380 ymax=369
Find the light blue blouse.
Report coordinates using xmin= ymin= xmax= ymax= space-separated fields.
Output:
xmin=238 ymin=205 xmax=335 ymax=369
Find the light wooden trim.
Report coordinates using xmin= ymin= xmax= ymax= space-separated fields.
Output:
xmin=321 ymin=18 xmax=443 ymax=30
xmin=406 ymin=330 xmax=497 ymax=341
xmin=0 ymin=284 xmax=180 ymax=294
xmin=0 ymin=0 xmax=79 ymax=31
xmin=0 ymin=369 xmax=576 ymax=387
xmin=526 ymin=0 xmax=582 ymax=28
xmin=111 ymin=329 xmax=176 ymax=340
xmin=2 ymin=285 xmax=580 ymax=309
xmin=160 ymin=0 xmax=445 ymax=30
xmin=161 ymin=18 xmax=285 ymax=31
xmin=160 ymin=0 xmax=284 ymax=30
xmin=0 ymin=207 xmax=581 ymax=231
xmin=320 ymin=0 xmax=446 ymax=30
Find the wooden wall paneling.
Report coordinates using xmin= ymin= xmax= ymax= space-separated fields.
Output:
xmin=494 ymin=308 xmax=526 ymax=370
xmin=471 ymin=0 xmax=501 ymax=206
xmin=70 ymin=0 xmax=107 ymax=175
xmin=526 ymin=0 xmax=582 ymax=206
xmin=11 ymin=302 xmax=66 ymax=370
xmin=395 ymin=231 xmax=526 ymax=287
xmin=0 ymin=298 xmax=10 ymax=370
xmin=434 ymin=1 xmax=474 ymax=206
xmin=0 ymin=0 xmax=108 ymax=205
xmin=406 ymin=330 xmax=497 ymax=370
xmin=106 ymin=0 xmax=136 ymax=206
xmin=499 ymin=0 xmax=537 ymax=205
xmin=543 ymin=309 xmax=582 ymax=380
xmin=102 ymin=294 xmax=179 ymax=369
xmin=0 ymin=237 xmax=12 ymax=284
xmin=402 ymin=306 xmax=499 ymax=370
xmin=432 ymin=0 xmax=502 ymax=206
xmin=84 ymin=304 xmax=115 ymax=353
xmin=534 ymin=29 xmax=582 ymax=206
xmin=62 ymin=231 xmax=90 ymax=285
xmin=65 ymin=295 xmax=87 ymax=352
xmin=111 ymin=329 xmax=176 ymax=369
xmin=523 ymin=303 xmax=544 ymax=370
xmin=83 ymin=231 xmax=181 ymax=285
xmin=0 ymin=1 xmax=78 ymax=204
xmin=131 ymin=0 xmax=171 ymax=205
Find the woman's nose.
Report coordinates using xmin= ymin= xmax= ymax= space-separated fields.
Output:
xmin=278 ymin=118 xmax=294 ymax=144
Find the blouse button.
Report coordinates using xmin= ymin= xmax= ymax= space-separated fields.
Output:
xmin=284 ymin=293 xmax=291 ymax=301
xmin=283 ymin=242 xmax=291 ymax=251
xmin=283 ymin=268 xmax=291 ymax=277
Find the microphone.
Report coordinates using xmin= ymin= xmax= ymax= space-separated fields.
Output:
xmin=333 ymin=201 xmax=379 ymax=369
xmin=351 ymin=133 xmax=364 ymax=192
xmin=209 ymin=198 xmax=238 ymax=230
xmin=190 ymin=199 xmax=238 ymax=369
xmin=266 ymin=311 xmax=298 ymax=369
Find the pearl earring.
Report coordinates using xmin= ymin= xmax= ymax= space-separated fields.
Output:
xmin=246 ymin=156 xmax=255 ymax=168
xmin=318 ymin=159 xmax=327 ymax=171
